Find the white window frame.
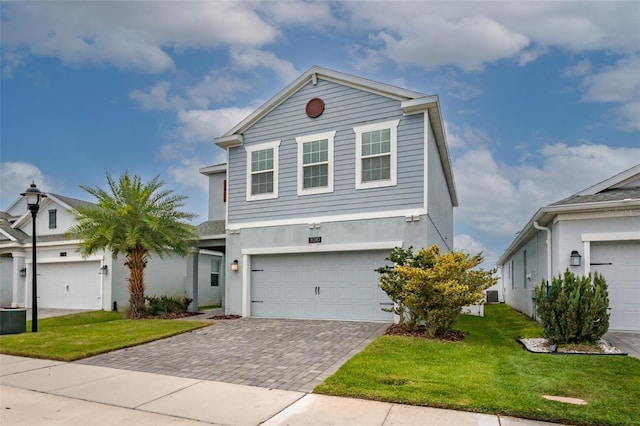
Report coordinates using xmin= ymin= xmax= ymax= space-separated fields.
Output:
xmin=296 ymin=131 xmax=335 ymax=196
xmin=245 ymin=140 xmax=280 ymax=201
xmin=353 ymin=119 xmax=399 ymax=190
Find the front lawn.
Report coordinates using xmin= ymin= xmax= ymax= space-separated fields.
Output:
xmin=315 ymin=304 xmax=640 ymax=426
xmin=0 ymin=311 xmax=210 ymax=361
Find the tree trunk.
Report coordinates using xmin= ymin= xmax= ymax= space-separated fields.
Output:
xmin=126 ymin=244 xmax=148 ymax=319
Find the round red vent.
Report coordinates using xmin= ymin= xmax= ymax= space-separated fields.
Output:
xmin=305 ymin=98 xmax=325 ymax=118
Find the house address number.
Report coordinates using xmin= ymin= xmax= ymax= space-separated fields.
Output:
xmin=308 ymin=236 xmax=322 ymax=244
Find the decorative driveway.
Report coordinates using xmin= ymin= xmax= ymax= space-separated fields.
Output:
xmin=78 ymin=318 xmax=389 ymax=392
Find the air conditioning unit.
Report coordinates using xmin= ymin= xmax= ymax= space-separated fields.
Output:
xmin=486 ymin=291 xmax=499 ymax=303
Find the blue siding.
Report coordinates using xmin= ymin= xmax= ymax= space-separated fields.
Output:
xmin=228 ymin=78 xmax=425 ymax=223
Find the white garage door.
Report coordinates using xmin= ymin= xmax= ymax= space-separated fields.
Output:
xmin=592 ymin=241 xmax=640 ymax=331
xmin=34 ymin=261 xmax=102 ymax=309
xmin=251 ymin=251 xmax=394 ymax=322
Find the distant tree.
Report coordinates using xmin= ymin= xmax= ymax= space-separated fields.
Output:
xmin=69 ymin=172 xmax=197 ymax=318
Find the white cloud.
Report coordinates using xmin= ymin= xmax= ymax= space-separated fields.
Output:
xmin=454 ymin=234 xmax=499 ymax=271
xmin=167 ymin=156 xmax=210 ymax=192
xmin=374 ymin=14 xmax=529 ymax=72
xmin=261 ymin=1 xmax=337 ymax=28
xmin=186 ymin=71 xmax=252 ymax=108
xmin=0 ymin=162 xmax=61 ymax=209
xmin=344 ymin=2 xmax=639 ymax=72
xmin=1 ymin=2 xmax=278 ymax=75
xmin=564 ymin=59 xmax=592 ymax=77
xmin=453 ymin=141 xmax=640 ymax=239
xmin=177 ymin=107 xmax=254 ymax=143
xmin=230 ymin=48 xmax=298 ymax=83
xmin=130 ymin=81 xmax=183 ymax=111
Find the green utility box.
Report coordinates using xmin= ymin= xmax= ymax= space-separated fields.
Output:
xmin=0 ymin=308 xmax=26 ymax=334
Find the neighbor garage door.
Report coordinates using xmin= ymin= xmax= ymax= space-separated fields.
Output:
xmin=35 ymin=261 xmax=102 ymax=309
xmin=251 ymin=251 xmax=394 ymax=322
xmin=591 ymin=241 xmax=640 ymax=331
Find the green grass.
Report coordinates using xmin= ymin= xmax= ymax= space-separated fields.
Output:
xmin=198 ymin=304 xmax=221 ymax=310
xmin=0 ymin=311 xmax=210 ymax=361
xmin=315 ymin=304 xmax=640 ymax=426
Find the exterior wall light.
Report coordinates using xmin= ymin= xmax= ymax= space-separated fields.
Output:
xmin=570 ymin=250 xmax=582 ymax=267
xmin=231 ymin=259 xmax=239 ymax=272
xmin=19 ymin=268 xmax=27 ymax=277
xmin=99 ymin=265 xmax=108 ymax=275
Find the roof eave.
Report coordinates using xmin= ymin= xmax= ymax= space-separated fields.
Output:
xmin=497 ymin=198 xmax=640 ymax=266
xmin=199 ymin=163 xmax=228 ymax=176
xmin=215 ymin=134 xmax=243 ymax=149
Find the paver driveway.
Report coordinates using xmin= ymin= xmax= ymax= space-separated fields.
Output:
xmin=78 ymin=318 xmax=389 ymax=392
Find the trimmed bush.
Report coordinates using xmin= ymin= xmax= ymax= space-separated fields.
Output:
xmin=377 ymin=245 xmax=497 ymax=337
xmin=145 ymin=295 xmax=193 ymax=316
xmin=535 ymin=270 xmax=609 ymax=344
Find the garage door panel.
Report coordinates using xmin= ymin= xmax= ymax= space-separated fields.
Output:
xmin=592 ymin=241 xmax=639 ymax=331
xmin=36 ymin=261 xmax=101 ymax=309
xmin=251 ymin=251 xmax=393 ymax=322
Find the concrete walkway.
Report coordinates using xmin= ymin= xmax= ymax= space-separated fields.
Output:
xmin=0 ymin=355 xmax=562 ymax=426
xmin=605 ymin=331 xmax=640 ymax=359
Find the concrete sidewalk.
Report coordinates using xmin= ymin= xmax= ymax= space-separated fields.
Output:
xmin=0 ymin=355 xmax=562 ymax=426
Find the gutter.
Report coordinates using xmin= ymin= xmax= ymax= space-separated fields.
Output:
xmin=533 ymin=221 xmax=552 ymax=285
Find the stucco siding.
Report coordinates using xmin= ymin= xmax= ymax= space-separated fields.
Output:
xmin=227 ymin=78 xmax=425 ymax=224
xmin=207 ymin=172 xmax=226 ymax=222
xmin=223 ymin=216 xmax=430 ymax=316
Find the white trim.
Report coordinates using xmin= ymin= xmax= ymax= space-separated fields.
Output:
xmin=228 ymin=208 xmax=427 ymax=230
xmin=241 ymin=254 xmax=250 ymax=317
xmin=423 ymin=111 xmax=429 ymax=210
xmin=245 ymin=141 xmax=280 ymax=201
xmin=583 ymin=240 xmax=591 ymax=276
xmin=25 ymin=255 xmax=103 ymax=264
xmin=242 ymin=241 xmax=403 ymax=255
xmin=354 ymin=119 xmax=399 ymax=190
xmin=199 ymin=234 xmax=227 ymax=240
xmin=296 ymin=131 xmax=335 ymax=196
xmin=581 ymin=231 xmax=640 ymax=242
xmin=577 ymin=164 xmax=640 ymax=195
xmin=0 ymin=229 xmax=17 ymax=241
xmin=199 ymin=249 xmax=224 ymax=256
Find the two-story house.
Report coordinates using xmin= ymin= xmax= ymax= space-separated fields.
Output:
xmin=206 ymin=66 xmax=457 ymax=322
xmin=0 ymin=193 xmax=221 ymax=311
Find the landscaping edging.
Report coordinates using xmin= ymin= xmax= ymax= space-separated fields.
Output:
xmin=516 ymin=337 xmax=628 ymax=356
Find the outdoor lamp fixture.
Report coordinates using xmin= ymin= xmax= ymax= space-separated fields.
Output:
xmin=98 ymin=265 xmax=108 ymax=275
xmin=19 ymin=268 xmax=27 ymax=277
xmin=231 ymin=259 xmax=239 ymax=272
xmin=570 ymin=250 xmax=582 ymax=267
xmin=21 ymin=182 xmax=47 ymax=333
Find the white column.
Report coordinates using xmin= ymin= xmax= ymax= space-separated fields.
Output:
xmin=11 ymin=252 xmax=26 ymax=307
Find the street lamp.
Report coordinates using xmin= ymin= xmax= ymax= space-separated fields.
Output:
xmin=21 ymin=182 xmax=47 ymax=332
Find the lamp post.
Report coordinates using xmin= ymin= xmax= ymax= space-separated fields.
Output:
xmin=21 ymin=182 xmax=47 ymax=332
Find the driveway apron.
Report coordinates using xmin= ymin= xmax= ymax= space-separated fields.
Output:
xmin=77 ymin=318 xmax=389 ymax=392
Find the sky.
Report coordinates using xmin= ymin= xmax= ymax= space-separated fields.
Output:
xmin=1 ymin=1 xmax=639 ymax=270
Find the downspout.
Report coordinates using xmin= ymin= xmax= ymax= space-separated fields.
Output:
xmin=533 ymin=221 xmax=552 ymax=287
xmin=532 ymin=221 xmax=552 ymax=322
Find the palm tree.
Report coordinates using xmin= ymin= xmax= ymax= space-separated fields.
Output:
xmin=69 ymin=172 xmax=197 ymax=318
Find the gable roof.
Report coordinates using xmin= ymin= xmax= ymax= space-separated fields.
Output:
xmin=497 ymin=164 xmax=640 ymax=266
xmin=215 ymin=65 xmax=458 ymax=206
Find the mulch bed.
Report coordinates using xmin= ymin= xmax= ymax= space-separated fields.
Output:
xmin=384 ymin=324 xmax=467 ymax=341
xmin=208 ymin=314 xmax=242 ymax=320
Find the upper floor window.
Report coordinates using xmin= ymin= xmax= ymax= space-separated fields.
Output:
xmin=246 ymin=141 xmax=280 ymax=201
xmin=48 ymin=209 xmax=57 ymax=229
xmin=296 ymin=131 xmax=335 ymax=196
xmin=353 ymin=119 xmax=399 ymax=190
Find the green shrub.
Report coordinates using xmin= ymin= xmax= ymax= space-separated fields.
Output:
xmin=535 ymin=270 xmax=609 ymax=344
xmin=377 ymin=245 xmax=497 ymax=337
xmin=145 ymin=295 xmax=193 ymax=316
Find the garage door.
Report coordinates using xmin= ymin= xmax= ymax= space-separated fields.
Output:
xmin=34 ymin=261 xmax=102 ymax=309
xmin=251 ymin=251 xmax=394 ymax=322
xmin=591 ymin=241 xmax=640 ymax=331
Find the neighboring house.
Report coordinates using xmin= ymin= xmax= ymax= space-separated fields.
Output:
xmin=205 ymin=65 xmax=458 ymax=322
xmin=0 ymin=193 xmax=221 ymax=311
xmin=497 ymin=164 xmax=640 ymax=331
